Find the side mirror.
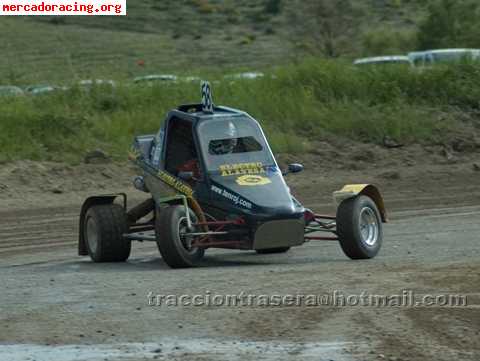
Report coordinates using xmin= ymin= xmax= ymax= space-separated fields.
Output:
xmin=178 ymin=171 xmax=194 ymax=181
xmin=283 ymin=163 xmax=304 ymax=176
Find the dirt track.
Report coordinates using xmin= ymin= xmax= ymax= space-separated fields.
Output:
xmin=1 ymin=150 xmax=479 ymax=361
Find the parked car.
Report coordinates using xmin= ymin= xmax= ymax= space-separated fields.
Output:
xmin=407 ymin=51 xmax=427 ymax=67
xmin=25 ymin=84 xmax=66 ymax=96
xmin=75 ymin=80 xmax=116 ymax=94
xmin=408 ymin=49 xmax=480 ymax=67
xmin=224 ymin=72 xmax=265 ymax=81
xmin=133 ymin=74 xmax=178 ymax=84
xmin=78 ymin=79 xmax=116 ymax=89
xmin=354 ymin=56 xmax=413 ymax=67
xmin=0 ymin=86 xmax=24 ymax=97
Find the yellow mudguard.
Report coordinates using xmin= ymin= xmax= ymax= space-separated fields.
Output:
xmin=333 ymin=184 xmax=388 ymax=222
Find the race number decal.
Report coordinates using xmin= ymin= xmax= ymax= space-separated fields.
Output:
xmin=236 ymin=175 xmax=272 ymax=186
xmin=201 ymin=81 xmax=214 ymax=113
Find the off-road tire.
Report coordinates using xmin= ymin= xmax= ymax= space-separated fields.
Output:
xmin=156 ymin=205 xmax=205 ymax=269
xmin=84 ymin=204 xmax=131 ymax=262
xmin=336 ymin=195 xmax=383 ymax=260
xmin=256 ymin=247 xmax=291 ymax=254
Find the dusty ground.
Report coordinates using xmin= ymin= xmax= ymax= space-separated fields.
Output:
xmin=0 ymin=142 xmax=479 ymax=361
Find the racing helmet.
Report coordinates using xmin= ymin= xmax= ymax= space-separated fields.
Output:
xmin=209 ymin=121 xmax=239 ymax=155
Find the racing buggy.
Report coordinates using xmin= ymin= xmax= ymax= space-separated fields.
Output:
xmin=79 ymin=82 xmax=387 ymax=268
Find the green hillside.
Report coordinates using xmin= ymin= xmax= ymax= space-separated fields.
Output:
xmin=2 ymin=0 xmax=480 ymax=163
xmin=1 ymin=0 xmax=427 ymax=84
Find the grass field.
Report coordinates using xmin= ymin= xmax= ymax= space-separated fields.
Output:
xmin=1 ymin=59 xmax=479 ymax=163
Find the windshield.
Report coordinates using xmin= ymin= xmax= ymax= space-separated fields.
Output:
xmin=431 ymin=51 xmax=477 ymax=63
xmin=197 ymin=116 xmax=275 ymax=173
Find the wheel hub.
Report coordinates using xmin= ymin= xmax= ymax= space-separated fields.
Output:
xmin=359 ymin=207 xmax=379 ymax=246
xmin=178 ymin=217 xmax=199 ymax=254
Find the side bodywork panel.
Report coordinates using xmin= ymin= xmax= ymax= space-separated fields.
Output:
xmin=78 ymin=194 xmax=126 ymax=256
xmin=333 ymin=184 xmax=388 ymax=222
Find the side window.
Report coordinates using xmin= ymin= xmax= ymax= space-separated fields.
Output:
xmin=165 ymin=118 xmax=198 ymax=176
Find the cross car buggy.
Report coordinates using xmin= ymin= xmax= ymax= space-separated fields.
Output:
xmin=79 ymin=82 xmax=387 ymax=268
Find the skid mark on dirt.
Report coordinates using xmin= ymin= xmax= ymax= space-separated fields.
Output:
xmin=0 ymin=339 xmax=367 ymax=361
xmin=0 ymin=207 xmax=77 ymax=257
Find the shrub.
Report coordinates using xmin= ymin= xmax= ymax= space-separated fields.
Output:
xmin=362 ymin=27 xmax=418 ymax=56
xmin=191 ymin=0 xmax=217 ymax=14
xmin=264 ymin=0 xmax=282 ymax=15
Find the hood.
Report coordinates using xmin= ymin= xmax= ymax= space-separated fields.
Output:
xmin=209 ymin=168 xmax=304 ymax=220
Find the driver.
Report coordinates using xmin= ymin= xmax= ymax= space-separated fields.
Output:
xmin=209 ymin=121 xmax=238 ymax=155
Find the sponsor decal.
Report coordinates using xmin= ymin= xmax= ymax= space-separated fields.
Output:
xmin=211 ymin=185 xmax=252 ymax=209
xmin=236 ymin=175 xmax=272 ymax=186
xmin=158 ymin=171 xmax=194 ymax=197
xmin=219 ymin=162 xmax=265 ymax=177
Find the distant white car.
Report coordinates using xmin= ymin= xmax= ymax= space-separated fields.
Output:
xmin=79 ymin=79 xmax=116 ymax=88
xmin=408 ymin=49 xmax=480 ymax=67
xmin=0 ymin=86 xmax=24 ymax=97
xmin=25 ymin=84 xmax=66 ymax=96
xmin=133 ymin=75 xmax=178 ymax=84
xmin=354 ymin=56 xmax=413 ymax=67
xmin=224 ymin=72 xmax=265 ymax=80
xmin=407 ymin=51 xmax=427 ymax=67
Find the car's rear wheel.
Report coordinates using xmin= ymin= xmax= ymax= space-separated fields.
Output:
xmin=336 ymin=195 xmax=383 ymax=259
xmin=156 ymin=205 xmax=205 ymax=268
xmin=256 ymin=247 xmax=291 ymax=254
xmin=84 ymin=204 xmax=131 ymax=262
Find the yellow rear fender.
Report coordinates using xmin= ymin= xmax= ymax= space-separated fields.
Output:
xmin=333 ymin=184 xmax=388 ymax=223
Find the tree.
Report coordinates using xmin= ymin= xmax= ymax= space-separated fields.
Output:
xmin=288 ymin=0 xmax=363 ymax=58
xmin=418 ymin=0 xmax=480 ymax=49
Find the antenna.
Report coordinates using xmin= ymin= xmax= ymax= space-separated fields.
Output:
xmin=201 ymin=81 xmax=214 ymax=114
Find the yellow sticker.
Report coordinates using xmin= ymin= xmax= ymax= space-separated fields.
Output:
xmin=236 ymin=175 xmax=272 ymax=186
xmin=219 ymin=162 xmax=265 ymax=177
xmin=157 ymin=171 xmax=194 ymax=197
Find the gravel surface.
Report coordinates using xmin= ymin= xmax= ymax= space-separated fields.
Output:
xmin=1 ymin=153 xmax=479 ymax=361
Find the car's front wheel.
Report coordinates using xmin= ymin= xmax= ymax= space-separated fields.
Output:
xmin=336 ymin=195 xmax=383 ymax=259
xmin=155 ymin=205 xmax=205 ymax=268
